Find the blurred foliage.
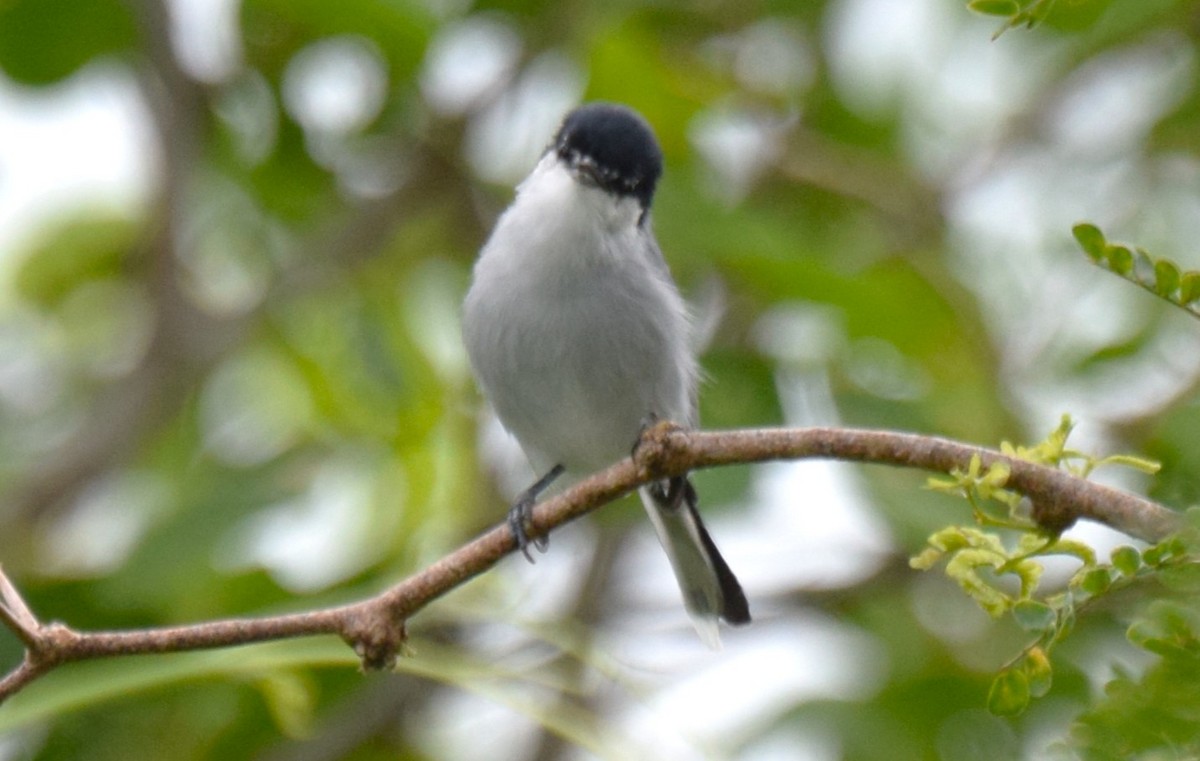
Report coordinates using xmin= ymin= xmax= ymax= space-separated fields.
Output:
xmin=1 ymin=0 xmax=1200 ymax=759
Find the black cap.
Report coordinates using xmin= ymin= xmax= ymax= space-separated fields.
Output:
xmin=553 ymin=103 xmax=664 ymax=209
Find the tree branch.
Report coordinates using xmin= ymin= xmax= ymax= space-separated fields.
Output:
xmin=0 ymin=425 xmax=1180 ymax=706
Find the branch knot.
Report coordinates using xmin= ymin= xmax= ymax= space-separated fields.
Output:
xmin=632 ymin=419 xmax=689 ymax=481
xmin=341 ymin=605 xmax=408 ymax=672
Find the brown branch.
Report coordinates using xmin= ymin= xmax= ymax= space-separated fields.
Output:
xmin=0 ymin=425 xmax=1181 ymax=707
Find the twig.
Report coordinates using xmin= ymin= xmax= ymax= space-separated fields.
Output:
xmin=0 ymin=425 xmax=1181 ymax=706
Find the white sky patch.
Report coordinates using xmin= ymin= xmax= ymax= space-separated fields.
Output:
xmin=283 ymin=36 xmax=389 ymax=136
xmin=420 ymin=14 xmax=523 ymax=116
xmin=824 ymin=0 xmax=948 ymax=118
xmin=165 ymin=0 xmax=243 ymax=83
xmin=0 ymin=66 xmax=155 ymax=285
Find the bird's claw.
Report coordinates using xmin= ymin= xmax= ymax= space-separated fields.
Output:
xmin=507 ymin=496 xmax=548 ymax=563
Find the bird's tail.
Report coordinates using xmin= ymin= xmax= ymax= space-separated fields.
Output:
xmin=638 ymin=479 xmax=750 ymax=647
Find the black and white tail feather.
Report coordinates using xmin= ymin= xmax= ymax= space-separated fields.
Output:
xmin=640 ymin=477 xmax=750 ymax=646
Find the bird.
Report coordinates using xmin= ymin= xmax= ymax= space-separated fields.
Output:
xmin=462 ymin=102 xmax=750 ymax=645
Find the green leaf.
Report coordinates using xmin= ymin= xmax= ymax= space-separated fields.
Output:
xmin=1012 ymin=600 xmax=1056 ymax=633
xmin=1072 ymin=223 xmax=1107 ymax=260
xmin=1180 ymin=271 xmax=1200 ymax=304
xmin=1153 ymin=257 xmax=1181 ymax=298
xmin=1104 ymin=245 xmax=1134 ymax=275
xmin=988 ymin=668 xmax=1031 ymax=716
xmin=1078 ymin=567 xmax=1113 ymax=596
xmin=968 ymin=0 xmax=1020 ymax=16
xmin=1111 ymin=546 xmax=1142 ymax=577
xmin=1026 ymin=0 xmax=1056 ymax=24
xmin=1144 ymin=537 xmax=1187 ymax=567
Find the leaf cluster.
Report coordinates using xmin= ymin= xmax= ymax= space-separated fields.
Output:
xmin=915 ymin=415 xmax=1182 ymax=718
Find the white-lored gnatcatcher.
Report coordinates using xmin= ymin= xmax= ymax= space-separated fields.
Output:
xmin=462 ymin=103 xmax=749 ymax=645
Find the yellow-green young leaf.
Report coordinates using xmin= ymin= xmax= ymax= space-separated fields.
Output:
xmin=1180 ymin=271 xmax=1200 ymax=304
xmin=1104 ymin=244 xmax=1133 ymax=275
xmin=961 ymin=527 xmax=1009 ymax=553
xmin=968 ymin=0 xmax=1019 ymax=16
xmin=1016 ymin=533 xmax=1053 ymax=553
xmin=1096 ymin=454 xmax=1161 ymax=474
xmin=1111 ymin=545 xmax=1142 ymax=577
xmin=910 ymin=546 xmax=944 ymax=570
xmin=980 ymin=460 xmax=1011 ymax=490
xmin=1012 ymin=600 xmax=1056 ymax=633
xmin=1048 ymin=538 xmax=1097 ymax=566
xmin=1072 ymin=223 xmax=1107 ymax=259
xmin=967 ymin=453 xmax=982 ymax=479
xmin=947 ymin=550 xmax=1011 ymax=616
xmin=926 ymin=475 xmax=963 ymax=494
xmin=1024 ymin=647 xmax=1053 ymax=698
xmin=1036 ymin=414 xmax=1073 ymax=463
xmin=988 ymin=668 xmax=1031 ymax=716
xmin=1154 ymin=257 xmax=1181 ymax=298
xmin=946 ymin=545 xmax=1007 ymax=571
xmin=1011 ymin=558 xmax=1044 ymax=598
xmin=926 ymin=527 xmax=971 ymax=552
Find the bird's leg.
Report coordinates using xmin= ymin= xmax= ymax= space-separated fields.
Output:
xmin=509 ymin=464 xmax=565 ymax=563
xmin=635 ymin=413 xmax=688 ymax=512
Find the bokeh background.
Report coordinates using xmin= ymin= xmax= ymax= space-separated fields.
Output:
xmin=1 ymin=0 xmax=1199 ymax=758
